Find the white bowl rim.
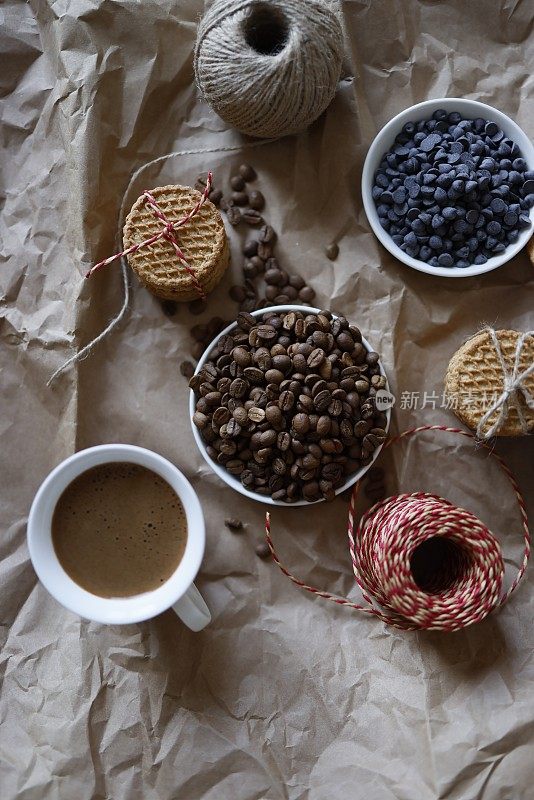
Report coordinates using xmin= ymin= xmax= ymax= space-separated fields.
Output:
xmin=189 ymin=305 xmax=392 ymax=507
xmin=362 ymin=97 xmax=534 ymax=278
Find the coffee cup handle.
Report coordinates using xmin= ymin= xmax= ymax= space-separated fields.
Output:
xmin=172 ymin=583 xmax=211 ymax=631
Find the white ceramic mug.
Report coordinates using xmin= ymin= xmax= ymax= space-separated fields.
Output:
xmin=27 ymin=444 xmax=211 ymax=630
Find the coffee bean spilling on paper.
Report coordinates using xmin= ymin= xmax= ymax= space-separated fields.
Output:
xmin=373 ymin=110 xmax=533 ymax=268
xmin=200 ymin=164 xmax=317 ymax=312
xmin=190 ymin=309 xmax=388 ymax=503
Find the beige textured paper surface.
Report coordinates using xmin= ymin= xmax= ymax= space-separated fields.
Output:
xmin=1 ymin=1 xmax=534 ymax=798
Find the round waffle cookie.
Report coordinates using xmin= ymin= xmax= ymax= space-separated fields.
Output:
xmin=123 ymin=184 xmax=230 ymax=301
xmin=445 ymin=329 xmax=534 ymax=437
xmin=528 ymin=236 xmax=534 ymax=266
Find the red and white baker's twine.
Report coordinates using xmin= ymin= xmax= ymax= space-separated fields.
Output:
xmin=85 ymin=172 xmax=213 ymax=300
xmin=265 ymin=425 xmax=530 ymax=632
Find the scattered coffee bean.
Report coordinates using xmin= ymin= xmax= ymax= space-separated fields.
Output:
xmin=209 ymin=189 xmax=223 ymax=206
xmin=259 ymin=224 xmax=277 ymax=245
xmin=230 ymin=285 xmax=247 ymax=302
xmin=230 ymin=175 xmax=245 ymax=191
xmin=242 ymin=209 xmax=264 ymax=226
xmin=161 ymin=299 xmax=178 ymax=317
xmin=232 ymin=191 xmax=249 ymax=206
xmin=326 ymin=242 xmax=339 ymax=260
xmin=255 ymin=541 xmax=271 ymax=559
xmin=249 ymin=190 xmax=265 ymax=210
xmin=191 ymin=341 xmax=205 ymax=360
xmin=243 ymin=240 xmax=259 ymax=257
xmin=226 ymin=206 xmax=241 ymax=226
xmin=239 ymin=164 xmax=257 ymax=182
xmin=225 ymin=517 xmax=243 ymax=531
xmin=180 ymin=360 xmax=195 ymax=378
xmin=299 ymin=286 xmax=316 ymax=302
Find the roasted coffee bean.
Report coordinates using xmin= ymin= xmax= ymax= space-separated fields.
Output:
xmin=233 ymin=406 xmax=249 ymax=426
xmin=265 ymin=405 xmax=283 ymax=427
xmin=229 ymin=378 xmax=248 ymax=398
xmin=257 ymin=242 xmax=273 ymax=260
xmin=180 ymin=360 xmax=195 ymax=378
xmin=307 ymin=348 xmax=325 ymax=369
xmin=243 ymin=240 xmax=259 ymax=258
xmin=265 ymin=268 xmax=283 ymax=286
xmin=313 ymin=390 xmax=332 ymax=412
xmin=213 ymin=407 xmax=231 ymax=426
xmin=193 ymin=411 xmax=208 ymax=429
xmin=242 ymin=209 xmax=264 ymax=226
xmin=292 ymin=413 xmax=310 ymax=435
xmin=239 ymin=163 xmax=256 ymax=181
xmin=226 ymin=418 xmax=242 ymax=438
xmin=232 ymin=191 xmax=248 ymax=206
xmin=229 ymin=285 xmax=247 ymax=303
xmin=259 ymin=224 xmax=277 ymax=245
xmin=225 ymin=517 xmax=243 ymax=531
xmin=162 ymin=299 xmax=178 ymax=317
xmin=326 ymin=242 xmax=339 ymax=260
xmin=265 ymin=369 xmax=284 ymax=385
xmin=257 ymin=324 xmax=277 ymax=341
xmin=248 ymin=406 xmax=266 ymax=423
xmin=277 ymin=431 xmax=291 ymax=451
xmin=255 ymin=541 xmax=271 ymax=559
xmin=299 ymin=286 xmax=316 ymax=302
xmin=279 ymin=390 xmax=295 ymax=412
xmin=237 ymin=311 xmax=256 ymax=331
xmin=354 ymin=419 xmax=372 ymax=437
xmin=232 ymin=346 xmax=252 ymax=367
xmin=288 ymin=275 xmax=305 ymax=290
xmin=243 ymin=260 xmax=258 ymax=279
xmin=226 ymin=205 xmax=241 ymax=226
xmin=244 ymin=366 xmax=264 ymax=384
xmin=260 ymin=430 xmax=277 ymax=447
xmin=230 ymin=175 xmax=245 ymax=191
xmin=208 ymin=188 xmax=223 ymax=206
xmin=248 ymin=190 xmax=265 ymax=210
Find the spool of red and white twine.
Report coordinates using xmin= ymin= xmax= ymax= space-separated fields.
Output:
xmin=265 ymin=426 xmax=531 ymax=632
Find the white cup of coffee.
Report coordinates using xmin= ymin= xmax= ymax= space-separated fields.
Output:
xmin=27 ymin=444 xmax=211 ymax=630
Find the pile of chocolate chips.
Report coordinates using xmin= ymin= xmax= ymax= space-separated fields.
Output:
xmin=373 ymin=110 xmax=533 ymax=268
xmin=190 ymin=309 xmax=388 ymax=504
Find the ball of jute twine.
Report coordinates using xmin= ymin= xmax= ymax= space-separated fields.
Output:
xmin=265 ymin=426 xmax=531 ymax=632
xmin=194 ymin=0 xmax=344 ymax=139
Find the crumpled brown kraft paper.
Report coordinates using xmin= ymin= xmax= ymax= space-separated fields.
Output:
xmin=1 ymin=1 xmax=534 ymax=798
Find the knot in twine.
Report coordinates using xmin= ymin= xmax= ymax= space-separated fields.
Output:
xmin=476 ymin=327 xmax=534 ymax=440
xmin=265 ymin=426 xmax=530 ymax=632
xmin=85 ymin=172 xmax=213 ymax=301
xmin=194 ymin=0 xmax=343 ymax=139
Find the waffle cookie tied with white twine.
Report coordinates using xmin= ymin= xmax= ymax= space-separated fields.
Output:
xmin=445 ymin=328 xmax=534 ymax=438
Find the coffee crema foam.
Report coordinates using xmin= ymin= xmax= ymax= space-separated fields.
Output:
xmin=52 ymin=462 xmax=187 ymax=597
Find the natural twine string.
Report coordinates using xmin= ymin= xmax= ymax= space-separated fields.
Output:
xmin=265 ymin=425 xmax=531 ymax=632
xmin=47 ymin=138 xmax=276 ymax=386
xmin=194 ymin=0 xmax=343 ymax=139
xmin=476 ymin=327 xmax=534 ymax=439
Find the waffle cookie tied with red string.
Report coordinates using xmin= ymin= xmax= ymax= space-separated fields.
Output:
xmin=123 ymin=184 xmax=230 ymax=301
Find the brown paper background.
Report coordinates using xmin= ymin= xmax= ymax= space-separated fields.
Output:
xmin=1 ymin=1 xmax=534 ymax=797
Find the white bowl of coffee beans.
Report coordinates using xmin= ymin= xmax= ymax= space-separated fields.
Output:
xmin=189 ymin=306 xmax=391 ymax=506
xmin=362 ymin=97 xmax=534 ymax=277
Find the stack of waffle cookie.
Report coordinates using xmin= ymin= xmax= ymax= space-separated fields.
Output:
xmin=123 ymin=184 xmax=230 ymax=301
